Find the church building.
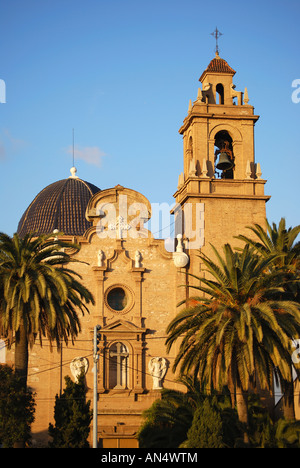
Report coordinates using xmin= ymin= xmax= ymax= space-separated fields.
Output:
xmin=5 ymin=52 xmax=273 ymax=447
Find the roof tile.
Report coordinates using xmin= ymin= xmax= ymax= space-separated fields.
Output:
xmin=199 ymin=54 xmax=236 ymax=81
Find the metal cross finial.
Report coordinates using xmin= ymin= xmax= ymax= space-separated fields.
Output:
xmin=211 ymin=27 xmax=223 ymax=54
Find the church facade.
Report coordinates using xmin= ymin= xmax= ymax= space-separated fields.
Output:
xmin=4 ymin=53 xmax=274 ymax=447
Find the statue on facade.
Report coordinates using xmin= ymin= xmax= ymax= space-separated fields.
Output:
xmin=97 ymin=249 xmax=104 ymax=267
xmin=134 ymin=250 xmax=141 ymax=268
xmin=148 ymin=357 xmax=167 ymax=390
xmin=70 ymin=357 xmax=89 ymax=383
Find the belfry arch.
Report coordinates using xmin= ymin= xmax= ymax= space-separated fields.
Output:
xmin=216 ymin=83 xmax=224 ymax=104
xmin=209 ymin=123 xmax=243 ymax=145
xmin=214 ymin=130 xmax=234 ymax=179
xmin=209 ymin=124 xmax=243 ymax=179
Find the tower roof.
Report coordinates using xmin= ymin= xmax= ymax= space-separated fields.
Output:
xmin=17 ymin=168 xmax=100 ymax=237
xmin=199 ymin=52 xmax=236 ymax=82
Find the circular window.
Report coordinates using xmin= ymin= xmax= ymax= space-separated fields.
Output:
xmin=107 ymin=287 xmax=127 ymax=311
xmin=105 ymin=285 xmax=134 ymax=314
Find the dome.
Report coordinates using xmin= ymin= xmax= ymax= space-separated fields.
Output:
xmin=17 ymin=168 xmax=100 ymax=237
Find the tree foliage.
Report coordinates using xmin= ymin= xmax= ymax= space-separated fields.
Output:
xmin=183 ymin=395 xmax=241 ymax=448
xmin=184 ymin=398 xmax=225 ymax=448
xmin=137 ymin=377 xmax=200 ymax=448
xmin=138 ymin=383 xmax=300 ymax=448
xmin=246 ymin=394 xmax=300 ymax=448
xmin=48 ymin=372 xmax=92 ymax=448
xmin=138 ymin=377 xmax=242 ymax=448
xmin=0 ymin=364 xmax=35 ymax=448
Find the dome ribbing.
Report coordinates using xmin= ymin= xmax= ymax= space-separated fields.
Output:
xmin=17 ymin=172 xmax=100 ymax=237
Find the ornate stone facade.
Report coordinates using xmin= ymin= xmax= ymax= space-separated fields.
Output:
xmin=4 ymin=53 xmax=274 ymax=447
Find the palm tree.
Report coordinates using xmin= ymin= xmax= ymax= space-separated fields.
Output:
xmin=236 ymin=218 xmax=300 ymax=419
xmin=0 ymin=232 xmax=94 ymax=389
xmin=166 ymin=243 xmax=300 ymax=443
xmin=237 ymin=218 xmax=300 ymax=291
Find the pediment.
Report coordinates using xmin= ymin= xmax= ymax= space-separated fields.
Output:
xmin=101 ymin=319 xmax=146 ymax=335
xmin=86 ymin=185 xmax=151 ymax=223
xmin=106 ymin=246 xmax=132 ymax=267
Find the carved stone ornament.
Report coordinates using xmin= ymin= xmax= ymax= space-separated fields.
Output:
xmin=148 ymin=357 xmax=168 ymax=390
xmin=173 ymin=234 xmax=189 ymax=268
xmin=108 ymin=215 xmax=131 ymax=237
xmin=70 ymin=357 xmax=89 ymax=383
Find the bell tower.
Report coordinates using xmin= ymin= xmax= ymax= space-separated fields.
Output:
xmin=180 ymin=51 xmax=262 ymax=181
xmin=174 ymin=52 xmax=270 ymax=278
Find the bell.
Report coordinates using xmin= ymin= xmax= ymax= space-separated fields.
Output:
xmin=216 ymin=152 xmax=234 ymax=171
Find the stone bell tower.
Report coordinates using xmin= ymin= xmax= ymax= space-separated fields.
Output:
xmin=174 ymin=52 xmax=270 ymax=281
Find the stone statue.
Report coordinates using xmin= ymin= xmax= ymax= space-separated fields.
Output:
xmin=134 ymin=250 xmax=141 ymax=268
xmin=148 ymin=357 xmax=167 ymax=390
xmin=97 ymin=249 xmax=104 ymax=267
xmin=70 ymin=357 xmax=89 ymax=383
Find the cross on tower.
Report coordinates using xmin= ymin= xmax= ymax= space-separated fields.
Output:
xmin=211 ymin=27 xmax=223 ymax=54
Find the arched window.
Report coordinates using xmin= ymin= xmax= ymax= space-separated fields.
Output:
xmin=109 ymin=342 xmax=129 ymax=389
xmin=216 ymin=83 xmax=224 ymax=105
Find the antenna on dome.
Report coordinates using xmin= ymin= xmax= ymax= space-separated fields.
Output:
xmin=72 ymin=128 xmax=75 ymax=167
xmin=69 ymin=128 xmax=79 ymax=178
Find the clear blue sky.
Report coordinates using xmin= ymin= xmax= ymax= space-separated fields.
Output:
xmin=0 ymin=0 xmax=299 ymax=237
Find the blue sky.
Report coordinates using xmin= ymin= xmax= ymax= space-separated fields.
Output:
xmin=0 ymin=0 xmax=299 ymax=237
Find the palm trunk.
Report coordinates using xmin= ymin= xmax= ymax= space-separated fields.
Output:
xmin=282 ymin=379 xmax=295 ymax=420
xmin=14 ymin=324 xmax=29 ymax=448
xmin=227 ymin=372 xmax=236 ymax=409
xmin=15 ymin=324 xmax=29 ymax=390
xmin=236 ymin=385 xmax=249 ymax=445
